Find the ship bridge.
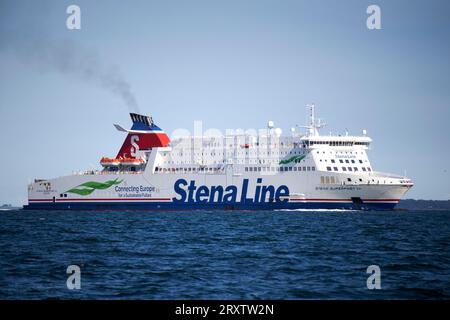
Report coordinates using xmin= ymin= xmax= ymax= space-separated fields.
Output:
xmin=297 ymin=104 xmax=372 ymax=149
xmin=300 ymin=136 xmax=372 ymax=148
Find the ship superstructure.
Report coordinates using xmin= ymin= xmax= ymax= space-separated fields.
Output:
xmin=25 ymin=105 xmax=413 ymax=210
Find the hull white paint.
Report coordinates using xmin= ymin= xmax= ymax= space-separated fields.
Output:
xmin=26 ymin=168 xmax=412 ymax=210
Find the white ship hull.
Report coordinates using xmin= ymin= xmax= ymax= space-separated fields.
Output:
xmin=25 ymin=170 xmax=412 ymax=210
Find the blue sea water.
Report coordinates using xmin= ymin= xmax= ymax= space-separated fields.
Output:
xmin=0 ymin=209 xmax=449 ymax=299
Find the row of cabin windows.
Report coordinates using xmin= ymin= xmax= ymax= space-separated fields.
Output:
xmin=155 ymin=167 xmax=223 ymax=173
xmin=169 ymin=150 xmax=307 ymax=157
xmin=320 ymin=176 xmax=338 ymax=184
xmin=246 ymin=166 xmax=315 ymax=172
xmin=154 ymin=166 xmax=316 ymax=173
xmin=306 ymin=141 xmax=358 ymax=146
xmin=174 ymin=140 xmax=369 ymax=148
xmin=326 ymin=166 xmax=372 ymax=172
xmin=161 ymin=157 xmax=308 ymax=165
xmin=307 ymin=141 xmax=369 ymax=146
xmin=320 ymin=176 xmax=376 ymax=185
xmin=166 ymin=150 xmax=365 ymax=160
xmin=171 ymin=142 xmax=306 ymax=149
xmin=169 ymin=148 xmax=367 ymax=158
xmin=161 ymin=160 xmax=306 ymax=166
xmin=321 ymin=176 xmax=376 ymax=185
xmin=339 ymin=159 xmax=363 ymax=164
xmin=320 ymin=159 xmax=365 ymax=164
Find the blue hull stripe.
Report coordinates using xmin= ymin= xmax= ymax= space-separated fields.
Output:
xmin=24 ymin=201 xmax=397 ymax=211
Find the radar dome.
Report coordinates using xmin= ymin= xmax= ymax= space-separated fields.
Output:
xmin=274 ymin=128 xmax=282 ymax=137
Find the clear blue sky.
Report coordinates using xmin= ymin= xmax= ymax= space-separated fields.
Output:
xmin=1 ymin=0 xmax=449 ymax=205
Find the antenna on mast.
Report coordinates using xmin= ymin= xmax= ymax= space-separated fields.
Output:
xmin=308 ymin=103 xmax=315 ymax=130
xmin=300 ymin=103 xmax=326 ymax=136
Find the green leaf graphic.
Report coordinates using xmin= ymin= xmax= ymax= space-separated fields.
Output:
xmin=79 ymin=180 xmax=122 ymax=190
xmin=279 ymin=155 xmax=306 ymax=165
xmin=66 ymin=178 xmax=123 ymax=196
xmin=66 ymin=188 xmax=96 ymax=196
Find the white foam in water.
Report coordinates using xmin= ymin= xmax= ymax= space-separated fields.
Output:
xmin=275 ymin=208 xmax=361 ymax=212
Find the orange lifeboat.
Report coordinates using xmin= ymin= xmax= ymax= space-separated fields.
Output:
xmin=100 ymin=157 xmax=120 ymax=167
xmin=119 ymin=157 xmax=146 ymax=166
xmin=100 ymin=157 xmax=145 ymax=167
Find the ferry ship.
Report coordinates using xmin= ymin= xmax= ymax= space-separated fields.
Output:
xmin=24 ymin=105 xmax=413 ymax=210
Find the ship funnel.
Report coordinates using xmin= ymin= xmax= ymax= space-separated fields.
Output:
xmin=114 ymin=113 xmax=170 ymax=158
xmin=130 ymin=113 xmax=154 ymax=127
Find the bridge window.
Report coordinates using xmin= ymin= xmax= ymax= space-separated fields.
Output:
xmin=326 ymin=166 xmax=332 ymax=171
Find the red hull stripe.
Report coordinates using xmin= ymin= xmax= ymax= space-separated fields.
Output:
xmin=29 ymin=198 xmax=400 ymax=203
